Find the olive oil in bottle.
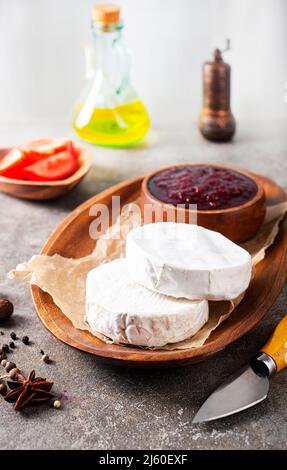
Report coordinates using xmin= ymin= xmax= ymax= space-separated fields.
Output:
xmin=72 ymin=4 xmax=150 ymax=147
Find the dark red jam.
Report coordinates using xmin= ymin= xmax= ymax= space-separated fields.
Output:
xmin=148 ymin=165 xmax=258 ymax=210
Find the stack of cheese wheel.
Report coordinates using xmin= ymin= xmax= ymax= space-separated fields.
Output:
xmin=86 ymin=223 xmax=252 ymax=347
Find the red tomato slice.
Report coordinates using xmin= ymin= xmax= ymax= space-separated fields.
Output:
xmin=23 ymin=145 xmax=79 ymax=181
xmin=0 ymin=139 xmax=78 ymax=180
xmin=0 ymin=148 xmax=27 ymax=179
xmin=20 ymin=138 xmax=55 ymax=151
xmin=21 ymin=138 xmax=73 ymax=157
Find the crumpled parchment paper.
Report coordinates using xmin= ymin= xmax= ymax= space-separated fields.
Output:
xmin=9 ymin=201 xmax=287 ymax=350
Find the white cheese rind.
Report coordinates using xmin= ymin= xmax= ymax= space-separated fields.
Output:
xmin=126 ymin=223 xmax=252 ymax=301
xmin=86 ymin=258 xmax=208 ymax=347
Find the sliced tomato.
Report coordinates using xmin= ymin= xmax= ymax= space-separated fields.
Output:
xmin=21 ymin=138 xmax=73 ymax=157
xmin=20 ymin=138 xmax=55 ymax=151
xmin=0 ymin=139 xmax=78 ymax=180
xmin=23 ymin=145 xmax=79 ymax=181
xmin=0 ymin=148 xmax=27 ymax=179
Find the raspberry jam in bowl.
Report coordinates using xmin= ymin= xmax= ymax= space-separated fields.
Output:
xmin=148 ymin=165 xmax=258 ymax=210
xmin=141 ymin=163 xmax=266 ymax=243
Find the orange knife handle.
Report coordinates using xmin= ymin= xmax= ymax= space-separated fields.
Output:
xmin=261 ymin=316 xmax=287 ymax=373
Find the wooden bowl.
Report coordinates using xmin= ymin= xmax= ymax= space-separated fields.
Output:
xmin=141 ymin=163 xmax=266 ymax=243
xmin=0 ymin=144 xmax=93 ymax=201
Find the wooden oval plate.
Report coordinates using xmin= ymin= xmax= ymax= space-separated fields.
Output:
xmin=32 ymin=171 xmax=287 ymax=368
xmin=0 ymin=145 xmax=93 ymax=201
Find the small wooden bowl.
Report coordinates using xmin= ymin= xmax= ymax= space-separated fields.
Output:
xmin=141 ymin=163 xmax=266 ymax=243
xmin=0 ymin=144 xmax=93 ymax=201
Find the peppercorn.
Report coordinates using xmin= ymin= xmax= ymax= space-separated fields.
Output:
xmin=9 ymin=342 xmax=15 ymax=349
xmin=0 ymin=383 xmax=7 ymax=396
xmin=53 ymin=399 xmax=61 ymax=409
xmin=10 ymin=332 xmax=17 ymax=340
xmin=2 ymin=344 xmax=9 ymax=353
xmin=0 ymin=331 xmax=4 ymax=336
xmin=42 ymin=354 xmax=50 ymax=364
xmin=0 ymin=299 xmax=14 ymax=322
xmin=1 ymin=359 xmax=7 ymax=367
xmin=40 ymin=350 xmax=44 ymax=355
xmin=22 ymin=336 xmax=30 ymax=345
xmin=0 ymin=352 xmax=7 ymax=362
xmin=5 ymin=361 xmax=16 ymax=373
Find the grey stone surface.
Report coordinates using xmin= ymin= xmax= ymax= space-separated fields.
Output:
xmin=0 ymin=118 xmax=287 ymax=450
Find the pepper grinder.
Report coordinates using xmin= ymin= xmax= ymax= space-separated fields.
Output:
xmin=199 ymin=40 xmax=236 ymax=142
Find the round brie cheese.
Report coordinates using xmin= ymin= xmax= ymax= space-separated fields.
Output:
xmin=126 ymin=223 xmax=252 ymax=300
xmin=86 ymin=258 xmax=208 ymax=347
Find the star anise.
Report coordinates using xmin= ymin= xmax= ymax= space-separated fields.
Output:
xmin=4 ymin=370 xmax=54 ymax=411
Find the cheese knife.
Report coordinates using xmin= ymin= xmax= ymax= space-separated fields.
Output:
xmin=193 ymin=316 xmax=287 ymax=423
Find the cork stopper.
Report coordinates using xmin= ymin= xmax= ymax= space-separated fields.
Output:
xmin=92 ymin=4 xmax=120 ymax=24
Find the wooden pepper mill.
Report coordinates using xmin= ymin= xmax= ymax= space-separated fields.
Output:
xmin=199 ymin=40 xmax=236 ymax=142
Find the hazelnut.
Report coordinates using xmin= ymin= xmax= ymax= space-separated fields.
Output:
xmin=0 ymin=299 xmax=14 ymax=322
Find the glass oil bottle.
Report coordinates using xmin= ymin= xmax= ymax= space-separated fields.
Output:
xmin=72 ymin=4 xmax=150 ymax=147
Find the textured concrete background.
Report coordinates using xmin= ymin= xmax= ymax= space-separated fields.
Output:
xmin=0 ymin=118 xmax=287 ymax=449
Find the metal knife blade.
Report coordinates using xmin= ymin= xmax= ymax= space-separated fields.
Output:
xmin=193 ymin=364 xmax=269 ymax=423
